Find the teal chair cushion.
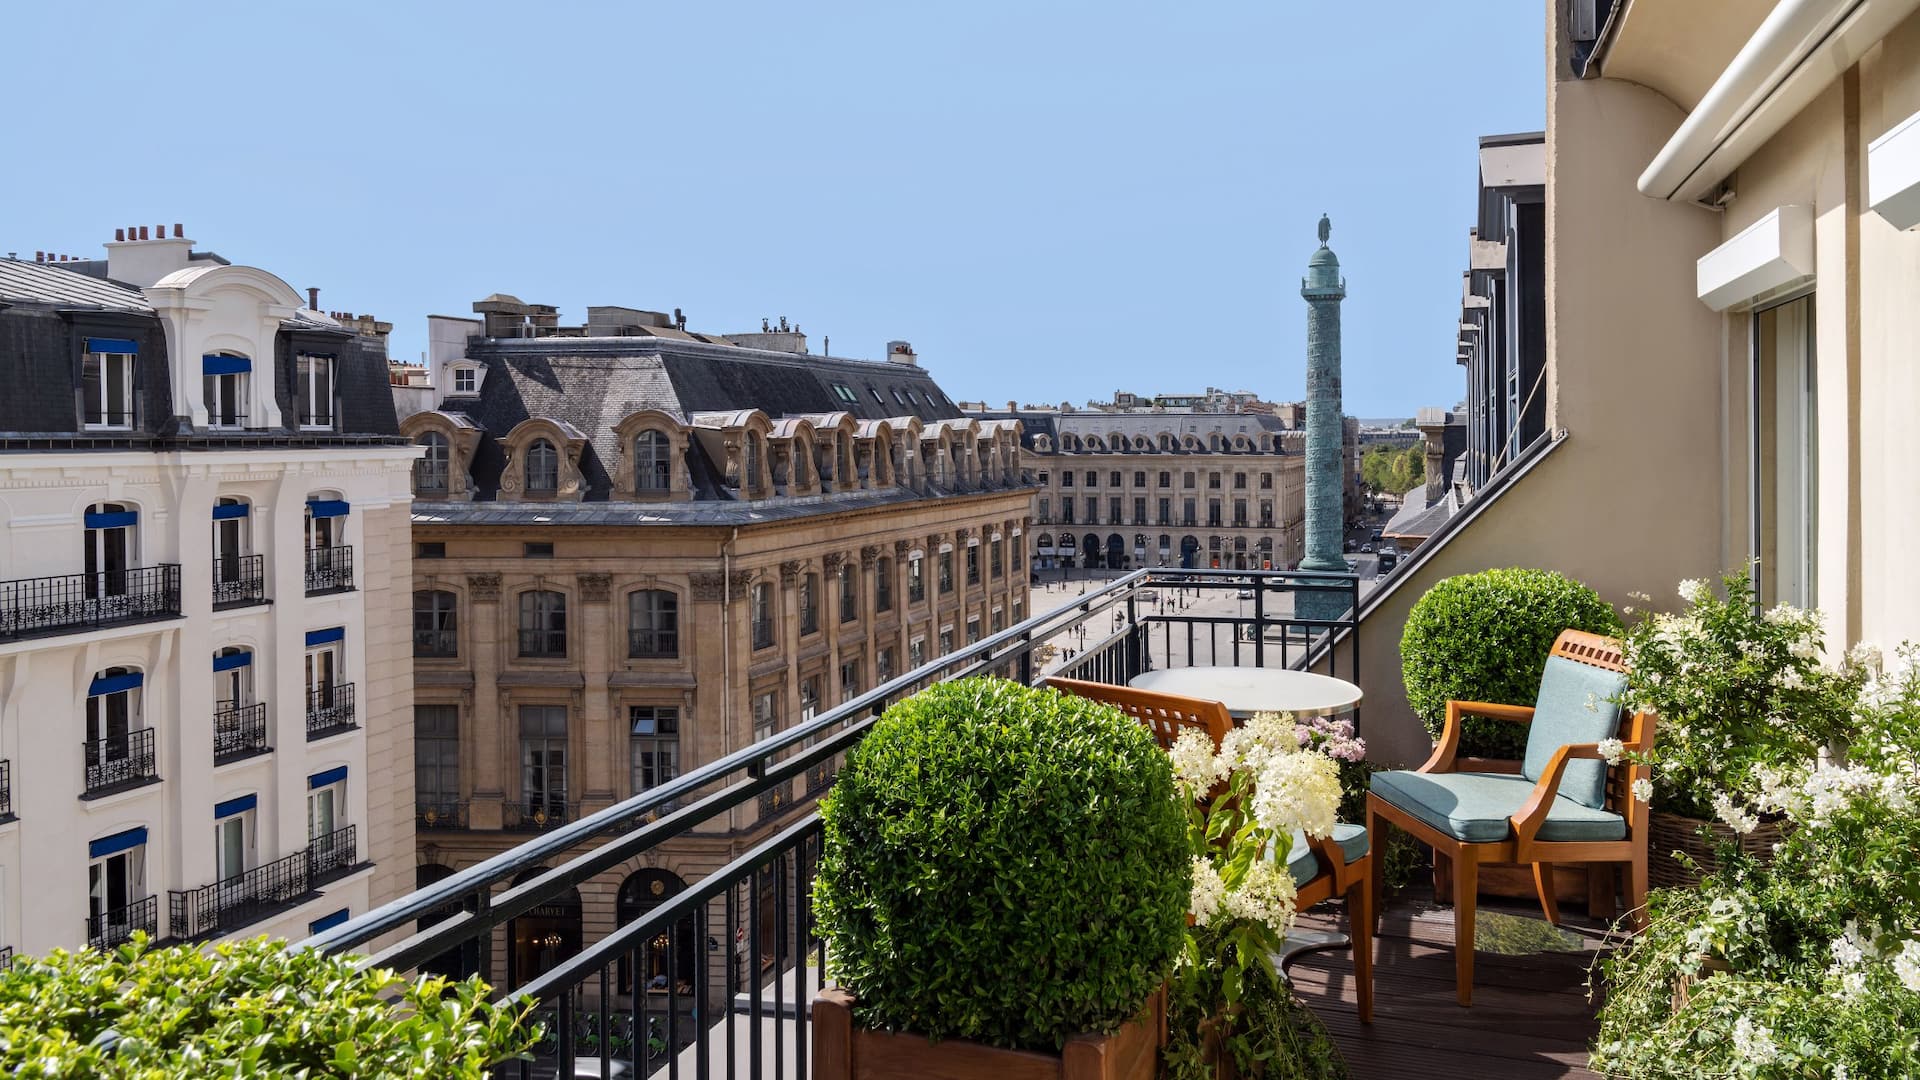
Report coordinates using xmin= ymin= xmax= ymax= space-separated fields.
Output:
xmin=1369 ymin=770 xmax=1626 ymax=844
xmin=1282 ymin=821 xmax=1369 ymax=888
xmin=1521 ymin=655 xmax=1628 ymax=809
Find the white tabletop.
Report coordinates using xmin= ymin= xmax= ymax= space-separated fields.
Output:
xmin=1128 ymin=666 xmax=1362 ymax=719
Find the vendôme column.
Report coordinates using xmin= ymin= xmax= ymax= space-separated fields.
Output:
xmin=1297 ymin=214 xmax=1350 ymax=623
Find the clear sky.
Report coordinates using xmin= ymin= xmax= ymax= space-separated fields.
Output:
xmin=8 ymin=2 xmax=1543 ymax=419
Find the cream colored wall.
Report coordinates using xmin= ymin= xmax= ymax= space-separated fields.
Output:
xmin=360 ymin=498 xmax=417 ymax=926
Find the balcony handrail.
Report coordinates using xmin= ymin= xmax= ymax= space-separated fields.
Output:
xmin=169 ymin=848 xmax=311 ymax=939
xmin=308 ymin=824 xmax=357 ymax=883
xmin=83 ymin=727 xmax=158 ymax=792
xmin=86 ymin=894 xmax=157 ymax=949
xmin=303 ymin=568 xmax=1358 ymax=968
xmin=303 ymin=545 xmax=353 ymax=593
xmin=0 ymin=564 xmax=182 ymax=638
xmin=212 ymin=553 xmax=265 ymax=607
xmin=213 ymin=701 xmax=270 ymax=760
xmin=0 ymin=758 xmax=11 ymax=819
xmin=305 ymin=682 xmax=356 ymax=736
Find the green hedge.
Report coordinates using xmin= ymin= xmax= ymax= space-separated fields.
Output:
xmin=1400 ymin=568 xmax=1621 ymax=760
xmin=0 ymin=935 xmax=533 ymax=1077
xmin=813 ymin=677 xmax=1188 ymax=1052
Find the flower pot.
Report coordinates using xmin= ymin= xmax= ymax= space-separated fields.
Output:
xmin=1647 ymin=811 xmax=1791 ymax=890
xmin=811 ymin=986 xmax=1166 ymax=1080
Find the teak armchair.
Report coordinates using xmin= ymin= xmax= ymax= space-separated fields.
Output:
xmin=1045 ymin=676 xmax=1374 ymax=1022
xmin=1365 ymin=629 xmax=1655 ymax=1006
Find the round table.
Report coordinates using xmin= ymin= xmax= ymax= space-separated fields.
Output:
xmin=1127 ymin=666 xmax=1362 ymax=719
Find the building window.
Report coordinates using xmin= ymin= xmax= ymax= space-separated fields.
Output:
xmin=1109 ymin=498 xmax=1122 ymax=523
xmin=1183 ymin=472 xmax=1196 ymax=488
xmin=213 ymin=647 xmax=253 ymax=717
xmin=990 ymin=538 xmax=1003 ymax=579
xmin=635 ymin=430 xmax=671 ymax=491
xmin=519 ymin=705 xmax=568 ymax=819
xmin=83 ymin=347 xmax=137 ymax=430
xmin=304 ymin=632 xmax=347 ymax=730
xmin=295 ymin=354 xmax=334 ymax=429
xmin=211 ymin=497 xmax=252 ymax=604
xmin=308 ymin=774 xmax=346 ymax=841
xmin=1183 ymin=498 xmax=1196 ymax=526
xmin=84 ymin=666 xmax=143 ymax=786
xmin=800 ymin=573 xmax=820 ymax=634
xmin=1208 ymin=501 xmax=1222 ymax=528
xmin=965 ymin=545 xmax=980 ymax=586
xmin=214 ymin=802 xmax=254 ymax=882
xmin=1133 ymin=497 xmax=1147 ymax=524
xmin=876 ymin=557 xmax=894 ymax=612
xmin=84 ymin=502 xmax=137 ymax=597
xmin=992 ymin=608 xmax=1005 ymax=634
xmin=630 ymin=706 xmax=679 ymax=793
xmin=1209 ymin=472 xmax=1222 ymax=490
xmin=743 ymin=433 xmax=762 ymax=489
xmin=1062 ymin=472 xmax=1074 ymax=487
xmin=1085 ymin=471 xmax=1097 ymax=487
xmin=1037 ymin=495 xmax=1050 ymax=523
xmin=413 ymin=589 xmax=458 ymax=657
xmin=628 ymin=590 xmax=678 ymax=658
xmin=525 ymin=439 xmax=559 ymax=494
xmin=523 ymin=542 xmax=554 ymax=558
xmin=1133 ymin=471 xmax=1146 ymax=487
xmin=908 ymin=637 xmax=926 ymax=669
xmin=415 ymin=705 xmax=460 ymax=815
xmin=939 ymin=628 xmax=954 ymax=656
xmin=517 ymin=590 xmax=568 ymax=657
xmin=876 ymin=647 xmax=895 ymax=684
xmin=88 ymin=840 xmax=146 ymax=945
xmin=1037 ymin=471 xmax=1050 ymax=486
xmin=1234 ymin=473 xmax=1247 ymax=490
xmin=840 ymin=659 xmax=860 ymax=700
xmin=452 ymin=367 xmax=477 ymax=394
xmin=1158 ymin=498 xmax=1172 ymax=525
xmin=938 ymin=551 xmax=953 ymax=594
xmin=415 ymin=432 xmax=450 ymax=493
xmin=966 ymin=616 xmax=981 ymax=644
xmin=1159 ymin=471 xmax=1171 ymax=488
xmin=752 ymin=692 xmax=778 ymax=744
xmin=203 ymin=354 xmax=248 ymax=430
xmin=839 ymin=565 xmax=857 ymax=623
xmin=1085 ymin=497 xmax=1097 ymax=523
xmin=1754 ymin=295 xmax=1818 ymax=609
xmin=1061 ymin=500 xmax=1075 ymax=525
xmin=1012 ymin=539 xmax=1023 ymax=570
xmin=1109 ymin=471 xmax=1122 ymax=487
xmin=752 ymin=583 xmax=774 ymax=648
xmin=908 ymin=557 xmax=925 ymax=603
xmin=1260 ymin=472 xmax=1273 ymax=490
xmin=417 ymin=542 xmax=446 ymax=559
xmin=1233 ymin=500 xmax=1247 ymax=527
xmin=800 ymin=676 xmax=821 ymax=721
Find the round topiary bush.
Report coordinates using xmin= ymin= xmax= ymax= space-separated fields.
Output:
xmin=812 ymin=676 xmax=1188 ymax=1052
xmin=1400 ymin=568 xmax=1622 ymax=761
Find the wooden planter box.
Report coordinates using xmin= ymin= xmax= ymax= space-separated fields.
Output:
xmin=812 ymin=986 xmax=1166 ymax=1080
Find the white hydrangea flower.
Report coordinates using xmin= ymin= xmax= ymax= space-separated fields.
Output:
xmin=1829 ymin=923 xmax=1866 ymax=968
xmin=1791 ymin=633 xmax=1822 ymax=662
xmin=1678 ymin=578 xmax=1710 ymax=604
xmin=1777 ymin=667 xmax=1806 ymax=692
xmin=1847 ymin=641 xmax=1883 ymax=672
xmin=1632 ymin=778 xmax=1652 ymax=803
xmin=1188 ymin=856 xmax=1226 ymax=926
xmin=1250 ymin=748 xmax=1342 ymax=840
xmin=1732 ymin=1016 xmax=1778 ymax=1064
xmin=1168 ymin=728 xmax=1224 ymax=793
xmin=1894 ymin=940 xmax=1920 ymax=993
xmin=1763 ymin=603 xmax=1802 ymax=626
xmin=1711 ymin=792 xmax=1759 ymax=835
xmin=1597 ymin=738 xmax=1625 ymax=765
xmin=1221 ymin=858 xmax=1298 ymax=936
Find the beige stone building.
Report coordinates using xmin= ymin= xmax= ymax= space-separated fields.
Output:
xmin=395 ymin=300 xmax=1030 ymax=985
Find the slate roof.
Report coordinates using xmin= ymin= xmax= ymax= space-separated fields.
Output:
xmin=970 ymin=410 xmax=1296 ymax=452
xmin=0 ymin=259 xmax=148 ymax=310
xmin=413 ymin=485 xmax=945 ymax=527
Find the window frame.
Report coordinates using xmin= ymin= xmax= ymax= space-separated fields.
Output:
xmin=517 ymin=590 xmax=569 ymax=658
xmin=627 ymin=589 xmax=679 ymax=659
xmin=82 ymin=349 xmax=136 ymax=431
xmin=295 ymin=354 xmax=335 ymax=431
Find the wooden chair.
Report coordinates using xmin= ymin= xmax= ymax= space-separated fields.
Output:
xmin=1365 ymin=629 xmax=1656 ymax=1006
xmin=1045 ymin=677 xmax=1374 ymax=1022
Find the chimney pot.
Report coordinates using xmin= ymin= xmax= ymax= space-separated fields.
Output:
xmin=138 ymin=226 xmax=149 ymax=240
xmin=155 ymin=224 xmax=163 ymax=239
xmin=173 ymin=223 xmax=183 ymax=238
xmin=307 ymin=287 xmax=320 ymax=310
xmin=35 ymin=252 xmax=43 ymax=263
xmin=114 ymin=229 xmax=125 ymax=242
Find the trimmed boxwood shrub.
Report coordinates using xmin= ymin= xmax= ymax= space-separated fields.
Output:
xmin=1400 ymin=568 xmax=1622 ymax=761
xmin=812 ymin=676 xmax=1188 ymax=1052
xmin=0 ymin=934 xmax=534 ymax=1077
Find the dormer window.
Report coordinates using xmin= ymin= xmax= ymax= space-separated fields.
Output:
xmin=526 ymin=439 xmax=559 ymax=494
xmin=296 ymin=354 xmax=335 ymax=430
xmin=453 ymin=367 xmax=477 ymax=394
xmin=636 ymin=430 xmax=671 ymax=491
xmin=82 ymin=342 xmax=137 ymax=430
xmin=203 ymin=354 xmax=250 ymax=430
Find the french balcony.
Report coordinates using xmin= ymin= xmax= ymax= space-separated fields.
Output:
xmin=0 ymin=565 xmax=180 ymax=640
xmin=416 ymin=798 xmax=467 ymax=830
xmin=307 ymin=824 xmax=358 ymax=886
xmin=86 ymin=894 xmax=157 ymax=950
xmin=167 ymin=850 xmax=311 ymax=941
xmin=303 ymin=545 xmax=353 ymax=595
xmin=415 ymin=628 xmax=458 ymax=658
xmin=212 ymin=554 xmax=266 ymax=609
xmin=83 ymin=728 xmax=159 ymax=796
xmin=305 ymin=683 xmax=356 ymax=740
xmin=628 ymin=629 xmax=677 ymax=659
xmin=0 ymin=759 xmax=11 ymax=823
xmin=752 ymin=620 xmax=775 ymax=650
xmin=213 ymin=702 xmax=270 ymax=763
xmin=504 ymin=798 xmax=575 ymax=832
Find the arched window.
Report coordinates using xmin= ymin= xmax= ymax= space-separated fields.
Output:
xmin=509 ymin=867 xmax=580 ymax=981
xmin=517 ymin=590 xmax=567 ymax=657
xmin=628 ymin=590 xmax=678 ymax=658
xmin=525 ymin=439 xmax=559 ymax=493
xmin=84 ymin=502 xmax=137 ymax=600
xmin=617 ymin=870 xmax=695 ymax=995
xmin=635 ymin=430 xmax=671 ymax=491
xmin=203 ymin=351 xmax=249 ymax=429
xmin=744 ymin=433 xmax=763 ymax=488
xmin=414 ymin=432 xmax=450 ymax=494
xmin=414 ymin=589 xmax=458 ymax=658
xmin=84 ymin=665 xmax=148 ymax=792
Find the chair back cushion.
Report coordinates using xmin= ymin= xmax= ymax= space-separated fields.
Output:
xmin=1521 ymin=655 xmax=1628 ymax=808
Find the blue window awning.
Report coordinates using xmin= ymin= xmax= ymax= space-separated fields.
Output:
xmin=89 ymin=827 xmax=147 ymax=859
xmin=85 ymin=337 xmax=139 ymax=355
xmin=309 ymin=908 xmax=350 ymax=934
xmin=202 ymin=355 xmax=251 ymax=376
xmin=213 ymin=650 xmax=252 ymax=672
xmin=306 ymin=500 xmax=350 ymax=518
xmin=88 ymin=671 xmax=144 ymax=696
xmin=212 ymin=501 xmax=249 ymax=521
xmin=84 ymin=510 xmax=137 ymax=530
xmin=305 ymin=627 xmax=344 ymax=648
xmin=214 ymin=794 xmax=257 ymax=819
xmin=308 ymin=766 xmax=348 ymax=790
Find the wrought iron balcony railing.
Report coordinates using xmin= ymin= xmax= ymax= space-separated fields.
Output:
xmin=416 ymin=798 xmax=466 ymax=830
xmin=0 ymin=565 xmax=181 ymax=640
xmin=0 ymin=946 xmax=12 ymax=967
xmin=304 ymin=545 xmax=353 ymax=595
xmin=627 ymin=629 xmax=676 ymax=659
xmin=503 ymin=798 xmax=575 ymax=832
xmin=308 ymin=824 xmax=358 ymax=885
xmin=0 ymin=759 xmax=11 ymax=822
xmin=212 ymin=554 xmax=265 ymax=609
xmin=83 ymin=728 xmax=158 ymax=795
xmin=168 ymin=849 xmax=311 ymax=940
xmin=414 ymin=628 xmax=458 ymax=658
xmin=305 ymin=683 xmax=356 ymax=739
xmin=86 ymin=895 xmax=157 ymax=950
xmin=516 ymin=629 xmax=567 ymax=658
xmin=213 ymin=702 xmax=269 ymax=762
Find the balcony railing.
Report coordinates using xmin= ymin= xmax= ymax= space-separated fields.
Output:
xmin=304 ymin=545 xmax=353 ymax=595
xmin=308 ymin=824 xmax=358 ymax=885
xmin=415 ymin=628 xmax=458 ymax=658
xmin=302 ymin=568 xmax=1361 ymax=1080
xmin=86 ymin=895 xmax=157 ymax=950
xmin=752 ymin=620 xmax=774 ymax=650
xmin=503 ymin=799 xmax=575 ymax=832
xmin=83 ymin=728 xmax=158 ymax=795
xmin=517 ymin=630 xmax=567 ymax=658
xmin=627 ymin=629 xmax=676 ymax=659
xmin=168 ymin=850 xmax=311 ymax=940
xmin=0 ymin=946 xmax=11 ymax=967
xmin=305 ymin=683 xmax=356 ymax=739
xmin=212 ymin=554 xmax=265 ymax=609
xmin=417 ymin=798 xmax=467 ymax=830
xmin=0 ymin=759 xmax=11 ymax=822
xmin=0 ymin=565 xmax=181 ymax=640
xmin=213 ymin=702 xmax=269 ymax=762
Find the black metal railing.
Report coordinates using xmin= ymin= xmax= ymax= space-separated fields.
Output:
xmin=752 ymin=620 xmax=774 ymax=650
xmin=308 ymin=825 xmax=358 ymax=885
xmin=517 ymin=630 xmax=567 ymax=658
xmin=86 ymin=895 xmax=157 ymax=950
xmin=168 ymin=850 xmax=311 ymax=940
xmin=83 ymin=728 xmax=158 ymax=794
xmin=504 ymin=799 xmax=575 ymax=832
xmin=299 ymin=568 xmax=1361 ymax=1080
xmin=0 ymin=946 xmax=12 ymax=966
xmin=304 ymin=545 xmax=353 ymax=594
xmin=417 ymin=798 xmax=467 ymax=830
xmin=306 ymin=683 xmax=356 ymax=739
xmin=0 ymin=565 xmax=180 ymax=639
xmin=627 ymin=630 xmax=676 ymax=659
xmin=415 ymin=627 xmax=459 ymax=658
xmin=213 ymin=702 xmax=269 ymax=762
xmin=212 ymin=554 xmax=265 ymax=608
xmin=0 ymin=759 xmax=10 ymax=822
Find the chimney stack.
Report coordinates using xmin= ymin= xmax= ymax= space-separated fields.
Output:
xmin=307 ymin=287 xmax=320 ymax=310
xmin=114 ymin=229 xmax=125 ymax=242
xmin=173 ymin=223 xmax=183 ymax=238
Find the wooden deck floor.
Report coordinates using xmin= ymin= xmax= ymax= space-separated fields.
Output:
xmin=1287 ymin=890 xmax=1613 ymax=1079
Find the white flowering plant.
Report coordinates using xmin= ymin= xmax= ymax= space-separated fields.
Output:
xmin=1593 ymin=645 xmax=1920 ymax=1078
xmin=1162 ymin=712 xmax=1349 ymax=1080
xmin=1619 ymin=570 xmax=1865 ymax=819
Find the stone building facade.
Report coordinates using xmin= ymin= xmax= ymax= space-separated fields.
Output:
xmin=396 ymin=299 xmax=1031 ymax=987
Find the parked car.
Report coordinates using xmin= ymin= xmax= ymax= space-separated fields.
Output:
xmin=1361 ymin=543 xmax=1375 ymax=553
xmin=1237 ymin=588 xmax=1255 ymax=599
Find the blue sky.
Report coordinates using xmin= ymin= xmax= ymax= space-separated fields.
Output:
xmin=8 ymin=2 xmax=1543 ymax=418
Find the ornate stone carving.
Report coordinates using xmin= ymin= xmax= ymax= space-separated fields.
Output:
xmin=822 ymin=552 xmax=847 ymax=574
xmin=927 ymin=532 xmax=948 ymax=550
xmin=468 ymin=573 xmax=502 ymax=601
xmin=953 ymin=527 xmax=971 ymax=542
xmin=731 ymin=570 xmax=753 ymax=594
xmin=690 ymin=571 xmax=727 ymax=602
xmin=893 ymin=539 xmax=911 ymax=557
xmin=779 ymin=560 xmax=802 ymax=587
xmin=860 ymin=544 xmax=882 ymax=568
xmin=577 ymin=573 xmax=612 ymax=602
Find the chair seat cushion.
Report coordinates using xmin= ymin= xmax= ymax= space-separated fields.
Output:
xmin=1282 ymin=821 xmax=1369 ymax=887
xmin=1369 ymin=770 xmax=1626 ymax=844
